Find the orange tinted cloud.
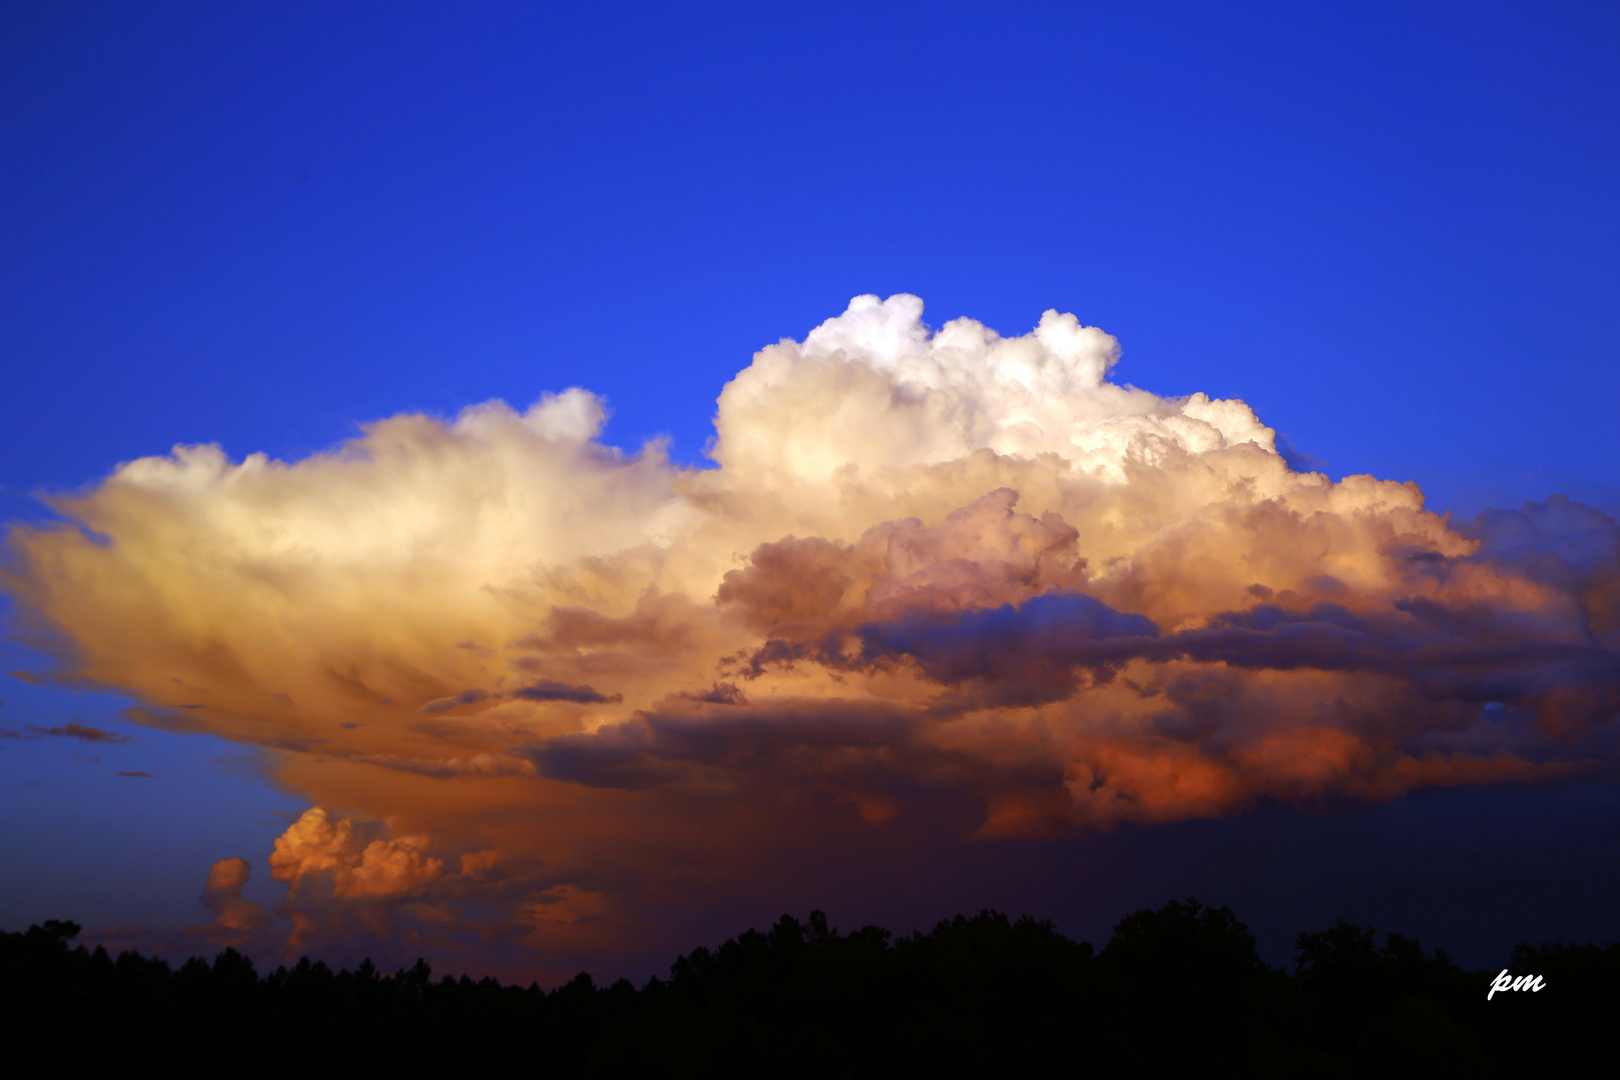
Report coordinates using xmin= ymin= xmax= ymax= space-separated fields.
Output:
xmin=200 ymin=857 xmax=271 ymax=934
xmin=4 ymin=296 xmax=1616 ymax=972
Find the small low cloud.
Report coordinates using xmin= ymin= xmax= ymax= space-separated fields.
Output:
xmin=117 ymin=770 xmax=153 ymax=778
xmin=30 ymin=721 xmax=130 ymax=744
xmin=201 ymin=857 xmax=271 ymax=931
xmin=683 ymin=682 xmax=746 ymax=706
xmin=419 ymin=689 xmax=490 ymax=714
xmin=514 ymin=679 xmax=623 ymax=705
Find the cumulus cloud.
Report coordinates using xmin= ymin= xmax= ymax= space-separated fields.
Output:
xmin=3 ymin=294 xmax=1616 ymax=969
xmin=201 ymin=857 xmax=272 ymax=933
xmin=269 ymin=807 xmax=443 ymax=900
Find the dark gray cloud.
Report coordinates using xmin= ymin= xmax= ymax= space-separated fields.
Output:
xmin=772 ymin=577 xmax=1620 ymax=730
xmin=521 ymin=698 xmax=926 ymax=791
xmin=514 ymin=679 xmax=623 ymax=705
xmin=852 ymin=592 xmax=1160 ymax=693
xmin=419 ymin=689 xmax=490 ymax=713
xmin=1466 ymin=495 xmax=1620 ymax=582
xmin=683 ymin=682 xmax=747 ymax=706
xmin=30 ymin=720 xmax=131 ymax=744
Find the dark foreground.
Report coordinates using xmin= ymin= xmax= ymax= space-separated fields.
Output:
xmin=4 ymin=900 xmax=1615 ymax=1077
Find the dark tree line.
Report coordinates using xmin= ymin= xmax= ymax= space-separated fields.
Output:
xmin=4 ymin=900 xmax=1615 ymax=1076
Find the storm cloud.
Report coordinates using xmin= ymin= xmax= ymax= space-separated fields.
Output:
xmin=4 ymin=295 xmax=1615 ymax=971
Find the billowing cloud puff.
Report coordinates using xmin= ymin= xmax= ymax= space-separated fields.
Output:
xmin=4 ymin=295 xmax=1617 ymax=972
xmin=269 ymin=807 xmax=443 ymax=899
xmin=201 ymin=857 xmax=272 ymax=934
xmin=712 ymin=294 xmax=1275 ymax=484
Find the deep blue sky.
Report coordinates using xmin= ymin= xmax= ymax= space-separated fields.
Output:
xmin=2 ymin=0 xmax=1617 ymax=965
xmin=4 ymin=0 xmax=1616 ymax=515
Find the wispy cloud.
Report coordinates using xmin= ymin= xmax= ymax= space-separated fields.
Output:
xmin=30 ymin=721 xmax=131 ymax=744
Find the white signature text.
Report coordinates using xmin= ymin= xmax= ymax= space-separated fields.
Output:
xmin=1488 ymin=969 xmax=1545 ymax=1000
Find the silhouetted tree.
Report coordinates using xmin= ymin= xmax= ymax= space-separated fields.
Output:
xmin=4 ymin=900 xmax=1616 ymax=1076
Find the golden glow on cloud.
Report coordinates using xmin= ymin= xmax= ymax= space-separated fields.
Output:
xmin=6 ymin=295 xmax=1617 ymax=970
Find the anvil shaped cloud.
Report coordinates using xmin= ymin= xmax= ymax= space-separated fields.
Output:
xmin=6 ymin=295 xmax=1616 ymax=972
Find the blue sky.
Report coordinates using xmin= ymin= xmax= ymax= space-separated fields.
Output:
xmin=2 ymin=1 xmax=1617 ymax=971
xmin=5 ymin=1 xmax=1615 ymax=515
